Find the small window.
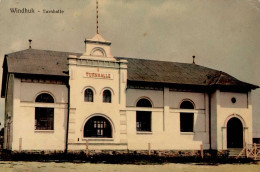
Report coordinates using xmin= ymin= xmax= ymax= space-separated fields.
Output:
xmin=35 ymin=93 xmax=54 ymax=103
xmin=85 ymin=89 xmax=94 ymax=102
xmin=231 ymin=97 xmax=236 ymax=104
xmin=84 ymin=116 xmax=112 ymax=138
xmin=103 ymin=90 xmax=111 ymax=103
xmin=35 ymin=107 xmax=54 ymax=130
xmin=180 ymin=113 xmax=194 ymax=132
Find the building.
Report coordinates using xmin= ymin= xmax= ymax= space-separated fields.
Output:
xmin=1 ymin=33 xmax=258 ymax=152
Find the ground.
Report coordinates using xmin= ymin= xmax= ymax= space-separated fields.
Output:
xmin=0 ymin=161 xmax=259 ymax=172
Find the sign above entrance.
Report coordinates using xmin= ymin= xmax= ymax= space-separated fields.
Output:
xmin=84 ymin=72 xmax=114 ymax=80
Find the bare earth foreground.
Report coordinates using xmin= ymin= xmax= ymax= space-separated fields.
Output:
xmin=0 ymin=161 xmax=259 ymax=172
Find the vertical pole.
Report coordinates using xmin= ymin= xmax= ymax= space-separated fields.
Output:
xmin=245 ymin=142 xmax=248 ymax=158
xmin=84 ymin=39 xmax=87 ymax=53
xmin=19 ymin=138 xmax=22 ymax=152
xmin=86 ymin=140 xmax=89 ymax=157
xmin=28 ymin=39 xmax=32 ymax=49
xmin=148 ymin=143 xmax=151 ymax=155
xmin=200 ymin=144 xmax=204 ymax=159
xmin=254 ymin=143 xmax=257 ymax=160
xmin=7 ymin=123 xmax=9 ymax=150
xmin=96 ymin=0 xmax=99 ymax=34
xmin=119 ymin=62 xmax=121 ymax=104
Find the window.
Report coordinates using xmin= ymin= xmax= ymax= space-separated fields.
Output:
xmin=84 ymin=116 xmax=112 ymax=138
xmin=231 ymin=97 xmax=236 ymax=104
xmin=136 ymin=98 xmax=152 ymax=107
xmin=35 ymin=93 xmax=54 ymax=130
xmin=84 ymin=89 xmax=94 ymax=102
xmin=103 ymin=90 xmax=111 ymax=103
xmin=136 ymin=98 xmax=152 ymax=132
xmin=180 ymin=113 xmax=194 ymax=132
xmin=35 ymin=93 xmax=54 ymax=103
xmin=136 ymin=111 xmax=151 ymax=131
xmin=180 ymin=100 xmax=194 ymax=109
xmin=35 ymin=107 xmax=54 ymax=130
xmin=180 ymin=100 xmax=194 ymax=132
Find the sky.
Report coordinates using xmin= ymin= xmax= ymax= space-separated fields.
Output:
xmin=0 ymin=0 xmax=260 ymax=136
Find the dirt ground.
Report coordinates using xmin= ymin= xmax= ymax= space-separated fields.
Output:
xmin=0 ymin=161 xmax=259 ymax=172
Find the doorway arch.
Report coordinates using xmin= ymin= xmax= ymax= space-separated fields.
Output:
xmin=227 ymin=117 xmax=243 ymax=148
xmin=83 ymin=115 xmax=112 ymax=138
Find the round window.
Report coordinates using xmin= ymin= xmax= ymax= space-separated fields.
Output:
xmin=231 ymin=97 xmax=236 ymax=104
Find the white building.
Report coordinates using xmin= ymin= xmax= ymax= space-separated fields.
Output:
xmin=1 ymin=33 xmax=258 ymax=152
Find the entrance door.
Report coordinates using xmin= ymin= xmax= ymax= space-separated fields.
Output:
xmin=227 ymin=117 xmax=243 ymax=148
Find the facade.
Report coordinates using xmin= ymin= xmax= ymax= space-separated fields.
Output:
xmin=1 ymin=34 xmax=258 ymax=152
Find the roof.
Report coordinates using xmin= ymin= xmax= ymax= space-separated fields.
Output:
xmin=4 ymin=49 xmax=80 ymax=76
xmin=115 ymin=57 xmax=257 ymax=89
xmin=1 ymin=49 xmax=258 ymax=97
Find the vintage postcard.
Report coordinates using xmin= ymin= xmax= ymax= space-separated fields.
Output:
xmin=0 ymin=0 xmax=259 ymax=171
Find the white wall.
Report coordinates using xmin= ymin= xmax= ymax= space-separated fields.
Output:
xmin=169 ymin=91 xmax=205 ymax=109
xmin=216 ymin=91 xmax=252 ymax=150
xmin=6 ymin=75 xmax=253 ymax=151
xmin=210 ymin=90 xmax=253 ymax=150
xmin=11 ymin=79 xmax=68 ymax=151
xmin=126 ymin=89 xmax=210 ymax=150
xmin=126 ymin=89 xmax=163 ymax=107
xmin=67 ymin=56 xmax=128 ymax=150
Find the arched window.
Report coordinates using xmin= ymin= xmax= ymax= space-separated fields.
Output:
xmin=136 ymin=98 xmax=152 ymax=132
xmin=84 ymin=89 xmax=94 ymax=102
xmin=103 ymin=90 xmax=111 ymax=103
xmin=180 ymin=100 xmax=194 ymax=109
xmin=84 ymin=116 xmax=112 ymax=138
xmin=35 ymin=93 xmax=54 ymax=130
xmin=35 ymin=93 xmax=54 ymax=103
xmin=180 ymin=100 xmax=194 ymax=132
xmin=136 ymin=98 xmax=152 ymax=107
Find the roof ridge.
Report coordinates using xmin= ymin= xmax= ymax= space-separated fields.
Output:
xmin=6 ymin=49 xmax=31 ymax=55
xmin=115 ymin=57 xmax=221 ymax=72
xmin=7 ymin=48 xmax=82 ymax=56
xmin=7 ymin=49 xmax=219 ymax=72
xmin=116 ymin=56 xmax=190 ymax=65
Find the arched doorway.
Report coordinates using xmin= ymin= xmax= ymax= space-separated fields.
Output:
xmin=227 ymin=117 xmax=243 ymax=148
xmin=84 ymin=116 xmax=112 ymax=138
